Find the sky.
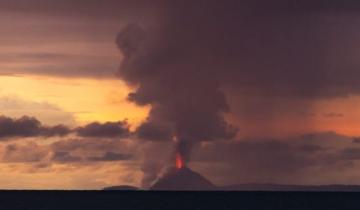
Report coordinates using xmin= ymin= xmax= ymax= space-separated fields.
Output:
xmin=1 ymin=0 xmax=360 ymax=189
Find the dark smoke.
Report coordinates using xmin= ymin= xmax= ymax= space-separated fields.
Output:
xmin=116 ymin=23 xmax=237 ymax=163
xmin=114 ymin=1 xmax=360 ymax=186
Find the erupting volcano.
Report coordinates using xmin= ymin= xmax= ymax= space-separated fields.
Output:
xmin=150 ymin=152 xmax=215 ymax=190
xmin=116 ymin=22 xmax=237 ymax=190
xmin=175 ymin=153 xmax=184 ymax=170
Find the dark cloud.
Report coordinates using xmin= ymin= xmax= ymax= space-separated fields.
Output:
xmin=51 ymin=151 xmax=82 ymax=163
xmin=0 ymin=115 xmax=70 ymax=139
xmin=42 ymin=125 xmax=71 ymax=137
xmin=88 ymin=152 xmax=132 ymax=162
xmin=76 ymin=121 xmax=130 ymax=138
xmin=0 ymin=115 xmax=134 ymax=140
xmin=0 ymin=116 xmax=42 ymax=138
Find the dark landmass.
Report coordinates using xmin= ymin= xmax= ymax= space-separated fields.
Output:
xmin=103 ymin=185 xmax=139 ymax=191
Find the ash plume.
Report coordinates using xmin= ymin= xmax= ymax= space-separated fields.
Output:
xmin=115 ymin=3 xmax=240 ymax=187
xmin=116 ymin=22 xmax=237 ymax=164
xmin=115 ymin=0 xmax=360 ymax=186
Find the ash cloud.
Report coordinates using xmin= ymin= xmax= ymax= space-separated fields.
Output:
xmin=135 ymin=121 xmax=173 ymax=141
xmin=116 ymin=2 xmax=360 ymax=139
xmin=117 ymin=22 xmax=238 ymax=163
xmin=115 ymin=1 xmax=360 ymax=184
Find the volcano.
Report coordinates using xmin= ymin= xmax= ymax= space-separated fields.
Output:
xmin=150 ymin=167 xmax=216 ymax=191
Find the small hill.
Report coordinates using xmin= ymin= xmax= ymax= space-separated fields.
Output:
xmin=103 ymin=185 xmax=139 ymax=191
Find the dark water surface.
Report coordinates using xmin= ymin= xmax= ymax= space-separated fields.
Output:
xmin=1 ymin=191 xmax=359 ymax=210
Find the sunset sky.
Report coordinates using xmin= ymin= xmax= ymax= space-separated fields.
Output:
xmin=1 ymin=0 xmax=360 ymax=189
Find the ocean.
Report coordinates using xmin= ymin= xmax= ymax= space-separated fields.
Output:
xmin=0 ymin=191 xmax=359 ymax=210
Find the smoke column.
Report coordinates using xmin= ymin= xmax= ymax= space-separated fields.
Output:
xmin=115 ymin=0 xmax=360 ymax=186
xmin=116 ymin=22 xmax=237 ymax=162
xmin=115 ymin=3 xmax=238 ymax=186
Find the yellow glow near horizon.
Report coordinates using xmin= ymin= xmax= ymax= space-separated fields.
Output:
xmin=0 ymin=75 xmax=149 ymax=128
xmin=1 ymin=75 xmax=360 ymax=137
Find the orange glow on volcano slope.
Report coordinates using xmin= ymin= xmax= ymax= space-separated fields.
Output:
xmin=175 ymin=153 xmax=184 ymax=169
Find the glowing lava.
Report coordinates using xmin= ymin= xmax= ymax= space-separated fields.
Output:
xmin=175 ymin=153 xmax=184 ymax=169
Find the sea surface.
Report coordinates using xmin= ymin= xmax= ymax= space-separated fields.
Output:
xmin=0 ymin=191 xmax=359 ymax=210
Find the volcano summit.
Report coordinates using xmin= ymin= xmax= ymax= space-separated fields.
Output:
xmin=151 ymin=167 xmax=216 ymax=191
